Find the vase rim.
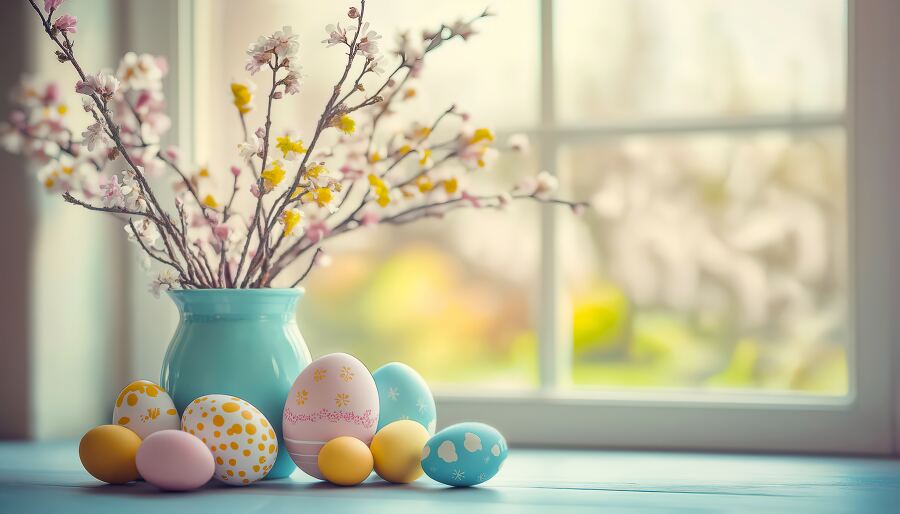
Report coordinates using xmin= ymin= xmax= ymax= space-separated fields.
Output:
xmin=168 ymin=287 xmax=303 ymax=298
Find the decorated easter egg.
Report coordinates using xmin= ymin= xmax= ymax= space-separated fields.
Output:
xmin=318 ymin=436 xmax=374 ymax=486
xmin=182 ymin=394 xmax=277 ymax=486
xmin=370 ymin=419 xmax=430 ymax=483
xmin=79 ymin=425 xmax=142 ymax=484
xmin=373 ymin=362 xmax=436 ymax=434
xmin=283 ymin=353 xmax=379 ymax=480
xmin=421 ymin=422 xmax=508 ymax=487
xmin=112 ymin=380 xmax=180 ymax=439
xmin=136 ymin=430 xmax=214 ymax=491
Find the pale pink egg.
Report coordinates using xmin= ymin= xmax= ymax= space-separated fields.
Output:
xmin=136 ymin=430 xmax=214 ymax=491
xmin=282 ymin=353 xmax=379 ymax=479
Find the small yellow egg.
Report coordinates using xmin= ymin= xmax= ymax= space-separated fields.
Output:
xmin=317 ymin=436 xmax=373 ymax=486
xmin=79 ymin=425 xmax=141 ymax=484
xmin=370 ymin=419 xmax=429 ymax=483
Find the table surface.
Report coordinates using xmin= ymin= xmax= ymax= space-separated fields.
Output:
xmin=2 ymin=442 xmax=900 ymax=513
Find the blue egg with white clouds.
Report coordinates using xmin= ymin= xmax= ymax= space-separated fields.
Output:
xmin=373 ymin=362 xmax=436 ymax=434
xmin=421 ymin=422 xmax=508 ymax=487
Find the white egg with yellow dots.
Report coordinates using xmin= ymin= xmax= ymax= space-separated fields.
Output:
xmin=181 ymin=394 xmax=278 ymax=486
xmin=112 ymin=380 xmax=180 ymax=439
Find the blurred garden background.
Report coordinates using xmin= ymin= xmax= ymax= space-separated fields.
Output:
xmin=202 ymin=0 xmax=847 ymax=395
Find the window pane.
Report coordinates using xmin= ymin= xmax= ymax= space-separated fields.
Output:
xmin=555 ymin=0 xmax=846 ymax=123
xmin=560 ymin=130 xmax=848 ymax=394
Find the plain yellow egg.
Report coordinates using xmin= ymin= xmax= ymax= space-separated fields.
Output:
xmin=79 ymin=425 xmax=142 ymax=484
xmin=317 ymin=436 xmax=374 ymax=486
xmin=370 ymin=419 xmax=430 ymax=483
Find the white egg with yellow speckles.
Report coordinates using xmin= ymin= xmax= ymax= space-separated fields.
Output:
xmin=112 ymin=380 xmax=180 ymax=439
xmin=181 ymin=394 xmax=277 ymax=486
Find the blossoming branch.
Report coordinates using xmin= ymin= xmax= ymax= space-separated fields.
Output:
xmin=4 ymin=0 xmax=586 ymax=293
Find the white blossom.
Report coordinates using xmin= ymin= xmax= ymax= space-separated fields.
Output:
xmin=81 ymin=121 xmax=109 ymax=151
xmin=116 ymin=52 xmax=165 ymax=91
xmin=355 ymin=23 xmax=382 ymax=58
xmin=322 ymin=23 xmax=350 ymax=47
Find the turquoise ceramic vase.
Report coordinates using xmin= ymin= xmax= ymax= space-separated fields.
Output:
xmin=160 ymin=289 xmax=312 ymax=479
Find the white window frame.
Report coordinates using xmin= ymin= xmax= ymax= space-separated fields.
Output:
xmin=173 ymin=0 xmax=900 ymax=454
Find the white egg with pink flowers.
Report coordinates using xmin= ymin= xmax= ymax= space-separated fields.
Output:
xmin=282 ymin=353 xmax=379 ymax=480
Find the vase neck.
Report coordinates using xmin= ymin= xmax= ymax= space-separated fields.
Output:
xmin=168 ymin=289 xmax=301 ymax=321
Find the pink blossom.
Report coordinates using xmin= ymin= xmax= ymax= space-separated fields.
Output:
xmin=75 ymin=72 xmax=119 ymax=100
xmin=347 ymin=7 xmax=359 ymax=19
xmin=44 ymin=0 xmax=63 ymax=12
xmin=355 ymin=23 xmax=382 ymax=58
xmin=282 ymin=69 xmax=301 ymax=95
xmin=99 ymin=175 xmax=122 ymax=208
xmin=245 ymin=52 xmax=270 ymax=75
xmin=52 ymin=14 xmax=77 ymax=34
xmin=134 ymin=90 xmax=153 ymax=111
xmin=164 ymin=145 xmax=179 ymax=161
xmin=450 ymin=19 xmax=477 ymax=40
xmin=41 ymin=83 xmax=60 ymax=106
xmin=306 ymin=221 xmax=331 ymax=243
xmin=246 ymin=26 xmax=299 ymax=74
xmin=360 ymin=211 xmax=380 ymax=226
xmin=322 ymin=23 xmax=350 ymax=47
xmin=250 ymin=183 xmax=261 ymax=198
xmin=9 ymin=110 xmax=26 ymax=125
xmin=230 ymin=165 xmax=241 ymax=177
xmin=213 ymin=224 xmax=230 ymax=241
xmin=190 ymin=213 xmax=207 ymax=228
xmin=339 ymin=164 xmax=364 ymax=179
xmin=81 ymin=121 xmax=109 ymax=151
xmin=461 ymin=191 xmax=481 ymax=208
xmin=155 ymin=56 xmax=169 ymax=76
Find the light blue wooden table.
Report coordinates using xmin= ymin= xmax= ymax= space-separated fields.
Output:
xmin=2 ymin=441 xmax=900 ymax=513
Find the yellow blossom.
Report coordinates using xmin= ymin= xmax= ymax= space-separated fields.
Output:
xmin=275 ymin=135 xmax=307 ymax=159
xmin=306 ymin=164 xmax=326 ymax=179
xmin=469 ymin=127 xmax=494 ymax=145
xmin=261 ymin=161 xmax=286 ymax=188
xmin=418 ymin=148 xmax=432 ymax=168
xmin=202 ymin=194 xmax=219 ymax=208
xmin=416 ymin=175 xmax=434 ymax=193
xmin=369 ymin=151 xmax=382 ymax=163
xmin=443 ymin=177 xmax=458 ymax=194
xmin=414 ymin=126 xmax=431 ymax=139
xmin=43 ymin=176 xmax=56 ymax=189
xmin=61 ymin=166 xmax=73 ymax=175
xmin=231 ymin=82 xmax=253 ymax=114
xmin=57 ymin=104 xmax=68 ymax=116
xmin=301 ymin=187 xmax=333 ymax=207
xmin=198 ymin=167 xmax=210 ymax=178
xmin=368 ymin=173 xmax=391 ymax=207
xmin=398 ymin=144 xmax=412 ymax=156
xmin=403 ymin=88 xmax=417 ymax=100
xmin=338 ymin=115 xmax=355 ymax=135
xmin=281 ymin=209 xmax=302 ymax=236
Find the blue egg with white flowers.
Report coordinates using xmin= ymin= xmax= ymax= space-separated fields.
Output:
xmin=373 ymin=362 xmax=436 ymax=434
xmin=421 ymin=422 xmax=508 ymax=487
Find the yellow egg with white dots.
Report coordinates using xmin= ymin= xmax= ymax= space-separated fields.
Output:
xmin=181 ymin=394 xmax=277 ymax=486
